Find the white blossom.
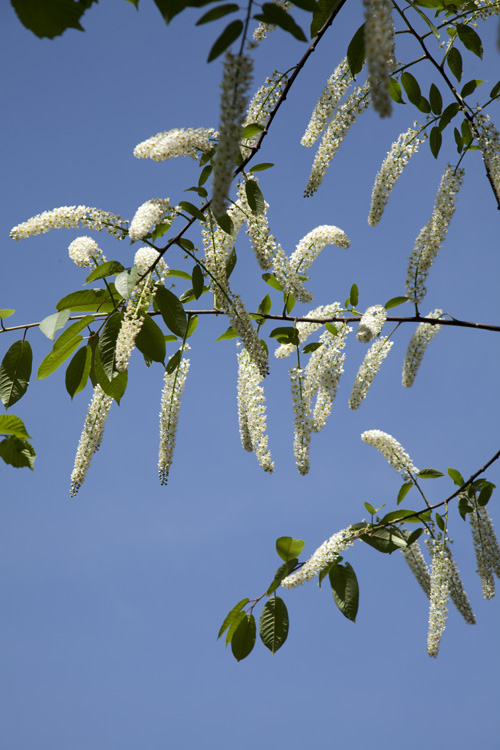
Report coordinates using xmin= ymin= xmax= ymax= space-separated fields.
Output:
xmin=236 ymin=345 xmax=274 ymax=472
xmin=426 ymin=541 xmax=451 ymax=658
xmin=68 ymin=236 xmax=106 ymax=268
xmin=10 ymin=205 xmax=127 ymax=240
xmin=134 ymin=247 xmax=168 ymax=281
xmin=281 ymin=528 xmax=355 ymax=588
xmin=401 ymin=540 xmax=431 ymax=598
xmin=290 ymin=225 xmax=350 ymax=271
xmin=469 ymin=501 xmax=500 ymax=598
xmin=361 ymin=429 xmax=418 ymax=481
xmin=272 ymin=244 xmax=313 ymax=303
xmin=309 ymin=326 xmax=349 ymax=432
xmin=290 ymin=367 xmax=313 ymax=475
xmin=129 ymin=198 xmax=175 ymax=241
xmin=402 ymin=309 xmax=442 ymax=388
xmin=357 ymin=305 xmax=387 ymax=342
xmin=274 ymin=303 xmax=342 ymax=358
xmin=158 ymin=356 xmax=190 ymax=485
xmin=475 ymin=113 xmax=500 ymax=202
xmin=364 ymin=0 xmax=395 ymax=117
xmin=301 ymin=58 xmax=353 ymax=147
xmin=349 ymin=337 xmax=393 ymax=410
xmin=236 ymin=177 xmax=277 ymax=270
xmin=70 ymin=385 xmax=113 ymax=497
xmin=253 ymin=0 xmax=292 ymax=41
xmin=243 ymin=70 xmax=288 ymax=148
xmin=133 ymin=127 xmax=216 ymax=162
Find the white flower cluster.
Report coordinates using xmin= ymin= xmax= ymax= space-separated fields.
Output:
xmin=158 ymin=356 xmax=190 ymax=485
xmin=426 ymin=542 xmax=451 ymax=658
xmin=363 ymin=0 xmax=395 ymax=118
xmin=253 ymin=0 xmax=292 ymax=41
xmin=475 ymin=113 xmax=500 ymax=202
xmin=236 ymin=177 xmax=277 ymax=270
xmin=400 ymin=540 xmax=431 ymax=598
xmin=133 ymin=127 xmax=216 ymax=162
xmin=469 ymin=501 xmax=500 ymax=599
xmin=134 ymin=247 xmax=168 ymax=280
xmin=68 ymin=236 xmax=106 ymax=268
xmin=202 ymin=207 xmax=245 ymax=285
xmin=70 ymin=385 xmax=113 ymax=497
xmin=290 ymin=225 xmax=350 ymax=271
xmin=243 ymin=70 xmax=288 ymax=147
xmin=129 ymin=198 xmax=175 ymax=241
xmin=236 ymin=345 xmax=274 ymax=473
xmin=281 ymin=528 xmax=355 ymax=588
xmin=442 ymin=543 xmax=476 ymax=624
xmin=212 ymin=52 xmax=253 ymax=217
xmin=368 ymin=125 xmax=425 ymax=226
xmin=272 ymin=244 xmax=313 ymax=303
xmin=274 ymin=302 xmax=342 ymax=358
xmin=349 ymin=337 xmax=393 ymax=410
xmin=406 ymin=165 xmax=464 ymax=304
xmin=470 ymin=0 xmax=500 ymax=19
xmin=304 ymin=83 xmax=371 ymax=197
xmin=301 ymin=58 xmax=353 ymax=148
xmin=357 ymin=305 xmax=387 ymax=342
xmin=290 ymin=367 xmax=313 ymax=476
xmin=10 ymin=205 xmax=127 ymax=240
xmin=402 ymin=309 xmax=442 ymax=388
xmin=361 ymin=429 xmax=418 ymax=481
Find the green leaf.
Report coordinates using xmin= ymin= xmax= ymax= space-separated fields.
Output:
xmin=241 ymin=123 xmax=264 ymax=140
xmin=461 ymin=79 xmax=481 ymax=98
xmin=384 ymin=296 xmax=408 ymax=310
xmin=153 ymin=0 xmax=188 ymax=24
xmin=458 ymin=495 xmax=472 ymax=520
xmin=429 ymin=83 xmax=443 ymax=114
xmin=11 ymin=0 xmax=98 ymax=38
xmin=454 ymin=126 xmax=463 ymax=153
xmin=490 ymin=80 xmax=500 ymax=99
xmin=166 ymin=269 xmax=192 ymax=281
xmin=250 ymin=163 xmax=274 ymax=173
xmin=0 ymin=340 xmax=33 ymax=408
xmin=478 ymin=483 xmax=494 ymax=507
xmin=435 ymin=512 xmax=446 ymax=532
xmin=0 ymin=414 xmax=32 ymax=439
xmin=231 ymin=613 xmax=256 ymax=661
xmin=429 ymin=126 xmax=442 ymax=159
xmin=207 ymin=19 xmax=243 ymax=62
xmin=329 ymin=562 xmax=359 ymax=622
xmin=165 ymin=349 xmax=182 ymax=375
xmin=439 ymin=102 xmax=460 ymax=133
xmin=360 ymin=527 xmax=407 ymax=553
xmin=0 ymin=309 xmax=15 ymax=319
xmin=262 ymin=272 xmax=283 ymax=292
xmin=135 ymin=315 xmax=166 ymax=364
xmin=65 ymin=345 xmax=92 ymax=399
xmin=178 ymin=200 xmax=206 ymax=222
xmin=56 ymin=288 xmax=117 ymax=313
xmin=196 ymin=3 xmax=239 ymax=24
xmin=447 ymin=467 xmax=465 ymax=486
xmin=364 ymin=502 xmax=376 ymax=515
xmin=269 ymin=326 xmax=299 ymax=346
xmin=349 ymin=283 xmax=358 ymax=307
xmin=461 ymin=119 xmax=473 ymax=146
xmin=456 ymin=23 xmax=483 ymax=59
xmin=289 ymin=0 xmax=317 ymax=11
xmin=380 ymin=509 xmax=419 ymax=524
xmin=54 ymin=316 xmax=95 ymax=351
xmin=245 ymin=180 xmax=266 ymax=216
xmin=198 ymin=164 xmax=212 ymax=187
xmin=85 ymin=261 xmax=125 ymax=283
xmin=254 ymin=4 xmax=307 ymax=41
xmin=217 ymin=598 xmax=250 ymax=639
xmin=38 ymin=335 xmax=83 ymax=380
xmin=115 ymin=266 xmax=139 ymax=300
xmin=216 ymin=326 xmax=238 ymax=342
xmin=215 ymin=213 xmax=235 ymax=236
xmin=408 ymin=0 xmax=439 ymax=38
xmin=447 ymin=47 xmax=463 ymax=82
xmin=388 ymin=78 xmax=405 ymax=104
xmin=397 ymin=481 xmax=413 ymax=505
xmin=0 ymin=436 xmax=35 ymax=470
xmin=302 ymin=342 xmax=322 ymax=354
xmin=310 ymin=0 xmax=341 ymax=37
xmin=406 ymin=528 xmax=424 ymax=546
xmin=98 ymin=313 xmax=123 ymax=379
xmin=186 ymin=315 xmax=199 ymax=338
xmin=257 ymin=294 xmax=272 ymax=317
xmin=225 ymin=611 xmax=246 ymax=645
xmin=325 ymin=323 xmax=338 ymax=336
xmin=93 ymin=346 xmax=128 ymax=404
xmin=259 ymin=597 xmax=289 ymax=654
xmin=417 ymin=96 xmax=431 ymax=114
xmin=276 ymin=536 xmax=305 ymax=562
xmin=225 ymin=247 xmax=237 ymax=280
xmin=401 ymin=72 xmax=421 ymax=107
xmin=39 ymin=309 xmax=71 ymax=340
xmin=155 ymin=286 xmax=187 ymax=337
xmin=266 ymin=559 xmax=298 ymax=595
xmin=418 ymin=468 xmax=444 ymax=478
xmin=192 ymin=265 xmax=204 ymax=300
xmin=152 ymin=218 xmax=174 ymax=242
xmin=346 ymin=23 xmax=365 ymax=77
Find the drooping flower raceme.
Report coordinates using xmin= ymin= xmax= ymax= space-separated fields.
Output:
xmin=253 ymin=0 xmax=292 ymax=42
xmin=10 ymin=205 xmax=127 ymax=240
xmin=310 ymin=327 xmax=349 ymax=432
xmin=368 ymin=124 xmax=426 ymax=226
xmin=405 ymin=165 xmax=464 ymax=304
xmin=212 ymin=52 xmax=253 ymax=217
xmin=361 ymin=429 xmax=418 ymax=481
xmin=133 ymin=127 xmax=216 ymax=162
xmin=401 ymin=540 xmax=431 ymax=598
xmin=133 ymin=247 xmax=168 ymax=280
xmin=70 ymin=385 xmax=113 ymax=497
xmin=475 ymin=113 xmax=500 ymax=202
xmin=274 ymin=302 xmax=342 ymax=358
xmin=236 ymin=177 xmax=277 ymax=270
xmin=469 ymin=500 xmax=500 ymax=599
xmin=363 ymin=0 xmax=395 ymax=118
xmin=281 ymin=528 xmax=355 ymax=588
xmin=68 ymin=236 xmax=106 ymax=268
xmin=402 ymin=309 xmax=442 ymax=388
xmin=236 ymin=344 xmax=274 ymax=473
xmin=349 ymin=337 xmax=393 ymax=410
xmin=129 ymin=198 xmax=175 ymax=241
xmin=442 ymin=543 xmax=476 ymax=624
xmin=290 ymin=225 xmax=350 ymax=272
xmin=272 ymin=244 xmax=313 ymax=304
xmin=301 ymin=58 xmax=353 ymax=148
xmin=357 ymin=305 xmax=387 ymax=342
xmin=290 ymin=366 xmax=313 ymax=476
xmin=426 ymin=540 xmax=451 ymax=658
xmin=158 ymin=355 xmax=190 ymax=485
xmin=243 ymin=70 xmax=288 ymax=148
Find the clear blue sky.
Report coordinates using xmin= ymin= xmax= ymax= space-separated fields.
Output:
xmin=1 ymin=1 xmax=499 ymax=748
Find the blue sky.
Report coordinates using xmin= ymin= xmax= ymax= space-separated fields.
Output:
xmin=1 ymin=1 xmax=499 ymax=748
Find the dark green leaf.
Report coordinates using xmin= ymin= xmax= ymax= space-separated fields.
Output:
xmin=401 ymin=72 xmax=421 ymax=106
xmin=241 ymin=123 xmax=264 ymax=140
xmin=257 ymin=294 xmax=272 ymax=317
xmin=262 ymin=272 xmax=283 ymax=291
xmin=56 ymin=288 xmax=117 ymax=313
xmin=135 ymin=315 xmax=166 ymax=364
xmin=167 ymin=269 xmax=192 ymax=281
xmin=429 ymin=126 xmax=442 ymax=159
xmin=186 ymin=315 xmax=199 ymax=338
xmin=0 ymin=436 xmax=35 ymax=470
xmin=216 ymin=326 xmax=238 ymax=342
xmin=490 ymin=80 xmax=500 ymax=99
xmin=231 ymin=613 xmax=256 ymax=661
xmin=207 ymin=19 xmax=243 ymax=62
xmin=429 ymin=83 xmax=443 ymax=114
xmin=459 ymin=495 xmax=472 ymax=520
xmin=409 ymin=1 xmax=439 ymax=38
xmin=380 ymin=509 xmax=419 ymax=524
xmin=364 ymin=501 xmax=376 ymax=515
xmin=276 ymin=536 xmax=305 ymax=562
xmin=418 ymin=468 xmax=444 ymax=478
xmin=384 ymin=296 xmax=408 ymax=310
xmin=245 ymin=180 xmax=266 ymax=216
xmin=192 ymin=265 xmax=204 ymax=299
xmin=98 ymin=313 xmax=123 ymax=379
xmin=456 ymin=23 xmax=483 ymax=59
xmin=225 ymin=610 xmax=246 ymax=645
xmin=225 ymin=247 xmax=237 ymax=280
xmin=346 ymin=23 xmax=365 ymax=76
xmin=11 ymin=0 xmax=98 ymax=38
xmin=254 ymin=4 xmax=307 ymax=42
xmin=461 ymin=79 xmax=480 ymax=98
xmin=269 ymin=326 xmax=299 ymax=346
xmin=417 ymin=95 xmax=431 ymax=114
xmin=38 ymin=335 xmax=83 ymax=380
xmin=165 ymin=349 xmax=182 ymax=374
xmin=178 ymin=200 xmax=206 ymax=222
xmin=54 ymin=316 xmax=94 ymax=351
xmin=289 ymin=0 xmax=317 ymax=11
xmin=196 ymin=3 xmax=239 ymax=24
xmin=39 ymin=309 xmax=71 ymax=340
xmin=406 ymin=528 xmax=424 ymax=546
xmin=65 ymin=345 xmax=92 ymax=399
xmin=329 ymin=562 xmax=359 ymax=622
xmin=198 ymin=164 xmax=212 ymax=187
xmin=0 ymin=414 xmax=32 ymax=439
xmin=310 ymin=0 xmax=340 ymax=37
xmin=461 ymin=119 xmax=473 ymax=146
xmin=360 ymin=527 xmax=407 ymax=553
xmin=439 ymin=102 xmax=460 ymax=131
xmin=85 ymin=261 xmax=125 ymax=283
xmin=152 ymin=218 xmax=174 ymax=242
xmin=302 ymin=342 xmax=322 ymax=354
xmin=388 ymin=78 xmax=405 ymax=104
xmin=155 ymin=286 xmax=187 ymax=337
xmin=285 ymin=294 xmax=295 ymax=314
xmin=266 ymin=559 xmax=298 ymax=595
xmin=447 ymin=47 xmax=463 ymax=82
xmin=259 ymin=597 xmax=289 ymax=654
xmin=153 ymin=0 xmax=188 ymax=24
xmin=478 ymin=483 xmax=494 ymax=507
xmin=215 ymin=213 xmax=235 ymax=236
xmin=217 ymin=598 xmax=250 ymax=639
xmin=93 ymin=346 xmax=128 ymax=404
xmin=447 ymin=467 xmax=465 ymax=486
xmin=397 ymin=481 xmax=413 ymax=505
xmin=0 ymin=340 xmax=33 ymax=408
xmin=349 ymin=283 xmax=358 ymax=307
xmin=435 ymin=512 xmax=446 ymax=532
xmin=250 ymin=162 xmax=274 ymax=173
xmin=115 ymin=267 xmax=139 ymax=300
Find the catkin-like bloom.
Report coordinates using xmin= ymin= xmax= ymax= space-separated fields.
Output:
xmin=290 ymin=225 xmax=350 ymax=271
xmin=427 ymin=541 xmax=451 ymax=658
xmin=361 ymin=429 xmax=418 ymax=481
xmin=158 ymin=356 xmax=190 ymax=485
xmin=301 ymin=58 xmax=353 ymax=148
xmin=10 ymin=205 xmax=127 ymax=240
xmin=357 ymin=305 xmax=387 ymax=342
xmin=310 ymin=327 xmax=349 ymax=432
xmin=70 ymin=385 xmax=113 ymax=497
xmin=368 ymin=125 xmax=425 ymax=226
xmin=129 ymin=198 xmax=175 ymax=241
xmin=243 ymin=70 xmax=288 ymax=148
xmin=274 ymin=303 xmax=343 ymax=358
xmin=401 ymin=540 xmax=431 ymax=598
xmin=363 ymin=0 xmax=395 ymax=117
xmin=281 ymin=528 xmax=355 ymax=588
xmin=290 ymin=367 xmax=313 ymax=476
xmin=68 ymin=236 xmax=106 ymax=268
xmin=469 ymin=501 xmax=500 ymax=598
xmin=475 ymin=113 xmax=500 ymax=203
xmin=236 ymin=177 xmax=277 ymax=270
xmin=402 ymin=309 xmax=442 ymax=388
xmin=443 ymin=543 xmax=476 ymax=624
xmin=272 ymin=244 xmax=313 ymax=303
xmin=202 ymin=208 xmax=245 ymax=284
xmin=349 ymin=337 xmax=393 ymax=410
xmin=304 ymin=83 xmax=370 ymax=197
xmin=134 ymin=247 xmax=168 ymax=280
xmin=236 ymin=345 xmax=274 ymax=472
xmin=406 ymin=165 xmax=464 ymax=304
xmin=212 ymin=52 xmax=253 ymax=217
xmin=253 ymin=0 xmax=292 ymax=41
xmin=133 ymin=128 xmax=216 ymax=161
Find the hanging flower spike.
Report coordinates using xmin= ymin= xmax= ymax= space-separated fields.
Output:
xmin=290 ymin=225 xmax=350 ymax=272
xmin=469 ymin=500 xmax=500 ymax=598
xmin=363 ymin=0 xmax=395 ymax=118
xmin=475 ymin=113 xmax=500 ymax=203
xmin=10 ymin=205 xmax=127 ymax=240
xmin=357 ymin=305 xmax=387 ymax=343
xmin=70 ymin=385 xmax=113 ymax=497
xmin=281 ymin=528 xmax=355 ymax=588
xmin=361 ymin=429 xmax=418 ymax=481
xmin=158 ymin=355 xmax=190 ymax=485
xmin=68 ymin=236 xmax=106 ymax=268
xmin=236 ymin=177 xmax=277 ymax=271
xmin=290 ymin=366 xmax=313 ymax=475
xmin=402 ymin=309 xmax=442 ymax=388
xmin=426 ymin=539 xmax=451 ymax=658
xmin=301 ymin=58 xmax=353 ymax=148
xmin=243 ymin=70 xmax=288 ymax=149
xmin=272 ymin=244 xmax=314 ymax=304
xmin=236 ymin=344 xmax=274 ymax=473
xmin=442 ymin=543 xmax=476 ymax=624
xmin=309 ymin=325 xmax=350 ymax=432
xmin=133 ymin=127 xmax=216 ymax=162
xmin=274 ymin=302 xmax=343 ymax=359
xmin=253 ymin=0 xmax=292 ymax=42
xmin=349 ymin=337 xmax=393 ymax=410
xmin=401 ymin=539 xmax=431 ymax=598
xmin=129 ymin=198 xmax=175 ymax=241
